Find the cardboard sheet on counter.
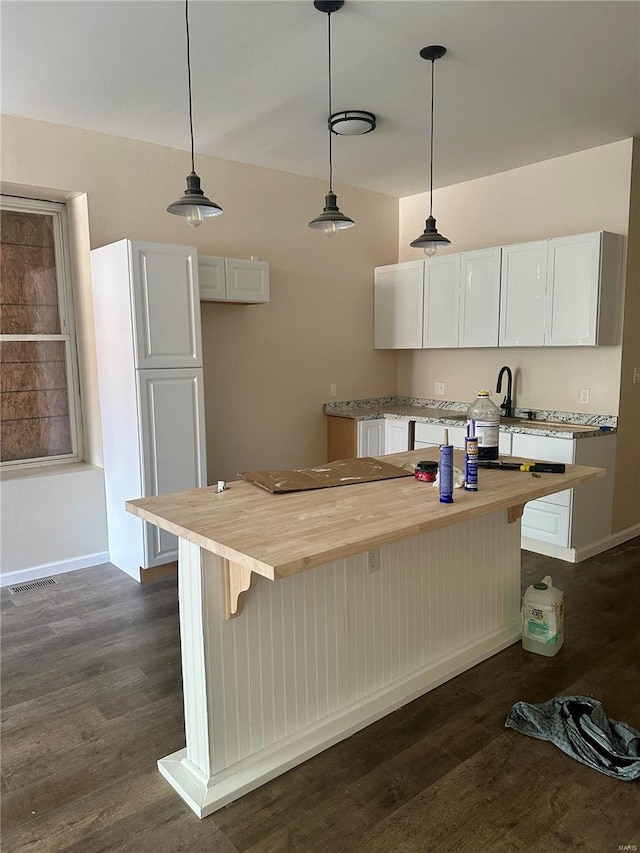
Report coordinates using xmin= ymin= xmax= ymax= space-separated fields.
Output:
xmin=239 ymin=457 xmax=413 ymax=493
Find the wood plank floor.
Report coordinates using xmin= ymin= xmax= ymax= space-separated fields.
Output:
xmin=2 ymin=538 xmax=639 ymax=852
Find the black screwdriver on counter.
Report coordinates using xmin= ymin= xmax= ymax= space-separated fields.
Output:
xmin=477 ymin=460 xmax=566 ymax=473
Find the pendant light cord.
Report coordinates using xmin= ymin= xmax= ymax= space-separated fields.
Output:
xmin=327 ymin=10 xmax=334 ymax=192
xmin=429 ymin=56 xmax=435 ymax=218
xmin=185 ymin=0 xmax=195 ymax=174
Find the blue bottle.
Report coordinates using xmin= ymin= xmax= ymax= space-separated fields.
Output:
xmin=439 ymin=444 xmax=454 ymax=504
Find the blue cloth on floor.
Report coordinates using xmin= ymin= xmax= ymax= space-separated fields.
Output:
xmin=505 ymin=696 xmax=640 ymax=781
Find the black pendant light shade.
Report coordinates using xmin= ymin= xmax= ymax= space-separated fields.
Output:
xmin=309 ymin=0 xmax=355 ymax=236
xmin=167 ymin=172 xmax=223 ymax=227
xmin=168 ymin=0 xmax=222 ymax=227
xmin=411 ymin=45 xmax=449 ymax=256
xmin=308 ymin=191 xmax=354 ymax=233
xmin=410 ymin=214 xmax=450 ymax=256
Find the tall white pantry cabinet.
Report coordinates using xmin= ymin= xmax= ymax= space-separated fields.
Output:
xmin=91 ymin=240 xmax=207 ymax=581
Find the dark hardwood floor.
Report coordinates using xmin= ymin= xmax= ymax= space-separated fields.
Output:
xmin=2 ymin=538 xmax=639 ymax=852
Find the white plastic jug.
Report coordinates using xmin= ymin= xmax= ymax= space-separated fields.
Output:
xmin=521 ymin=575 xmax=564 ymax=656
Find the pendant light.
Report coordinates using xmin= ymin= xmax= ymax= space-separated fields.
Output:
xmin=410 ymin=45 xmax=450 ymax=256
xmin=167 ymin=0 xmax=222 ymax=227
xmin=308 ymin=0 xmax=355 ymax=237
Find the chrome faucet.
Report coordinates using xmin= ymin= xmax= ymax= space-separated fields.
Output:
xmin=496 ymin=365 xmax=514 ymax=419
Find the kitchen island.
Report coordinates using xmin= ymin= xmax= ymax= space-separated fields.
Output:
xmin=126 ymin=448 xmax=604 ymax=818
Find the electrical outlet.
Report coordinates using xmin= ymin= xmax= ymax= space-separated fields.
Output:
xmin=330 ymin=383 xmax=337 ymax=397
xmin=435 ymin=382 xmax=445 ymax=396
xmin=367 ymin=549 xmax=380 ymax=573
xmin=634 ymin=367 xmax=640 ymax=384
xmin=580 ymin=388 xmax=590 ymax=405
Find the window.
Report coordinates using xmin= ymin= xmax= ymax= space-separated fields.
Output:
xmin=1 ymin=195 xmax=83 ymax=468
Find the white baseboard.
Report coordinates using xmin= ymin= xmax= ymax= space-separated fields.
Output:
xmin=575 ymin=524 xmax=640 ymax=562
xmin=521 ymin=538 xmax=576 ymax=562
xmin=0 ymin=552 xmax=110 ymax=588
xmin=158 ymin=621 xmax=522 ymax=818
xmin=522 ymin=523 xmax=640 ymax=564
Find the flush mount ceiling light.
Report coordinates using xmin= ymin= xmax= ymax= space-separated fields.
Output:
xmin=167 ymin=0 xmax=222 ymax=227
xmin=329 ymin=110 xmax=376 ymax=136
xmin=410 ymin=45 xmax=451 ymax=257
xmin=308 ymin=0 xmax=355 ymax=237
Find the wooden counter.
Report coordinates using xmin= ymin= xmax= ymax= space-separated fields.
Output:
xmin=126 ymin=448 xmax=603 ymax=580
xmin=126 ymin=449 xmax=604 ymax=818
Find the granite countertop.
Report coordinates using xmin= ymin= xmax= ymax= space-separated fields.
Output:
xmin=324 ymin=397 xmax=617 ymax=440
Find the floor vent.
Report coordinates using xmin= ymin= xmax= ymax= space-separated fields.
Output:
xmin=9 ymin=577 xmax=57 ymax=595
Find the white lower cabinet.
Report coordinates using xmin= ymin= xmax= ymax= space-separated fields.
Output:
xmin=413 ymin=422 xmax=467 ymax=449
xmin=384 ymin=419 xmax=410 ymax=454
xmin=356 ymin=419 xmax=409 ymax=456
xmin=510 ymin=432 xmax=616 ymax=560
xmin=137 ymin=369 xmax=207 ymax=566
xmin=357 ymin=420 xmax=385 ymax=456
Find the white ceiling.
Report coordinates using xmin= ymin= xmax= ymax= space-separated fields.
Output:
xmin=2 ymin=1 xmax=639 ymax=197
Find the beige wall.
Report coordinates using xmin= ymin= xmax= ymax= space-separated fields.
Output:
xmin=612 ymin=140 xmax=640 ymax=531
xmin=398 ymin=138 xmax=638 ymax=533
xmin=1 ymin=115 xmax=399 ymax=487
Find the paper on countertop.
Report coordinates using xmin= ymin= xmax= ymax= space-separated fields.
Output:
xmin=239 ymin=457 xmax=413 ymax=493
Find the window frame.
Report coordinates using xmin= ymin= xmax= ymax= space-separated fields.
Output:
xmin=1 ymin=194 xmax=84 ymax=469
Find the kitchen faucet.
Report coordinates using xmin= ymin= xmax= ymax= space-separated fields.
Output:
xmin=496 ymin=365 xmax=514 ymax=419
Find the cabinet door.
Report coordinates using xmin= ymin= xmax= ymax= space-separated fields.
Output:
xmin=522 ymin=502 xmax=571 ymax=547
xmin=130 ymin=242 xmax=202 ymax=368
xmin=459 ymin=248 xmax=501 ymax=347
xmin=512 ymin=432 xmax=574 ymax=549
xmin=199 ymin=255 xmax=226 ymax=301
xmin=499 ymin=242 xmax=547 ymax=347
xmin=357 ymin=420 xmax=385 ymax=456
xmin=414 ymin=422 xmax=465 ymax=449
xmin=423 ymin=255 xmax=460 ymax=348
xmin=137 ymin=368 xmax=207 ymax=567
xmin=225 ymin=258 xmax=270 ymax=303
xmin=545 ymin=233 xmax=600 ymax=346
xmin=384 ymin=419 xmax=409 ymax=454
xmin=374 ymin=261 xmax=424 ymax=348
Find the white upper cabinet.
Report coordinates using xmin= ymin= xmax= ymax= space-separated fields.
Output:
xmin=374 ymin=231 xmax=622 ymax=350
xmin=374 ymin=260 xmax=424 ymax=348
xmin=198 ymin=255 xmax=226 ymax=301
xmin=499 ymin=241 xmax=548 ymax=347
xmin=423 ymin=255 xmax=460 ymax=348
xmin=130 ymin=241 xmax=202 ymax=369
xmin=459 ymin=247 xmax=501 ymax=347
xmin=546 ymin=232 xmax=622 ymax=346
xmin=199 ymin=255 xmax=270 ymax=303
xmin=499 ymin=232 xmax=623 ymax=347
xmin=378 ymin=249 xmax=500 ymax=351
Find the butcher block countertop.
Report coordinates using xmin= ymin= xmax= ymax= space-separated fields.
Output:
xmin=126 ymin=448 xmax=605 ymax=581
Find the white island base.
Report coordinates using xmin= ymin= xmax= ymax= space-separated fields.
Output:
xmin=162 ymin=509 xmax=521 ymax=818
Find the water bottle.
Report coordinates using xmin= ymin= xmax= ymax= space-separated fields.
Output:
xmin=467 ymin=391 xmax=500 ymax=460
